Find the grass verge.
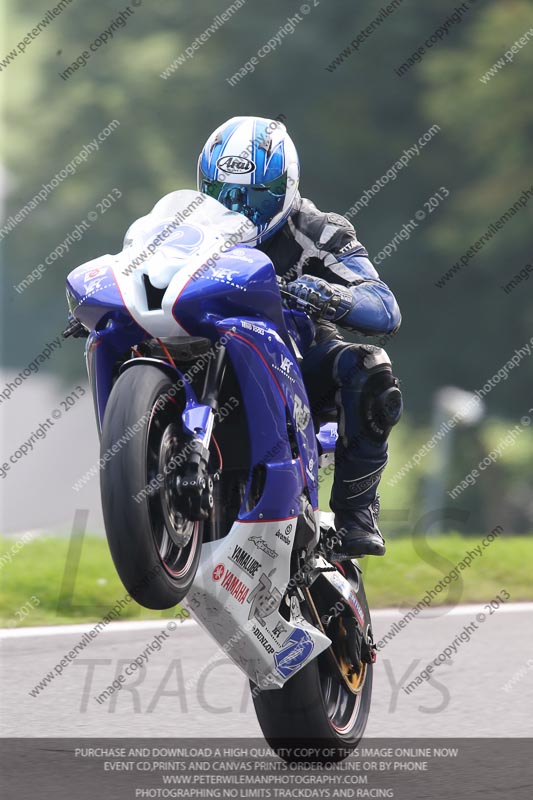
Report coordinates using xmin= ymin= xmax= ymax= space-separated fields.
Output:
xmin=1 ymin=532 xmax=531 ymax=628
xmin=360 ymin=532 xmax=531 ymax=609
xmin=0 ymin=535 xmax=180 ymax=628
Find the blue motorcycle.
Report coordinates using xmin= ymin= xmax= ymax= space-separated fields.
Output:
xmin=64 ymin=190 xmax=375 ymax=760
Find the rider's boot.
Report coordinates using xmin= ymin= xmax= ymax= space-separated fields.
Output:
xmin=328 ymin=344 xmax=402 ymax=559
xmin=334 ymin=496 xmax=386 ymax=558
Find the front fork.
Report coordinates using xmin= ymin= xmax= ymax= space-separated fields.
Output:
xmin=175 ymin=345 xmax=226 ymax=521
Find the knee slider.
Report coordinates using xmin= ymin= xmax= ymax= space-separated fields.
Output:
xmin=361 ymin=358 xmax=403 ymax=443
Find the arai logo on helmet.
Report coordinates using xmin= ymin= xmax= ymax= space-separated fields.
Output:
xmin=217 ymin=155 xmax=255 ymax=174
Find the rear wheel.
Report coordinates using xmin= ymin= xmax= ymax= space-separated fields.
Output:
xmin=100 ymin=366 xmax=205 ymax=609
xmin=251 ymin=574 xmax=373 ymax=762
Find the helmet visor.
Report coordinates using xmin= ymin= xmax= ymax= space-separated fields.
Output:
xmin=200 ymin=171 xmax=287 ymax=229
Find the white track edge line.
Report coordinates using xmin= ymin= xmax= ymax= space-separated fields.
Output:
xmin=2 ymin=602 xmax=532 ymax=639
xmin=0 ymin=618 xmax=196 ymax=639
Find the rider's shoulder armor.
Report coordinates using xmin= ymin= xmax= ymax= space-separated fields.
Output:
xmin=257 ymin=194 xmax=366 ymax=282
xmin=290 ymin=196 xmax=365 ymax=260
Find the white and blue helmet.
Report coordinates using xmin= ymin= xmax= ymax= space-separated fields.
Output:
xmin=197 ymin=116 xmax=300 ymax=246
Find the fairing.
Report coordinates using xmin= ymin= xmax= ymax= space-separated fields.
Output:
xmin=66 ymin=190 xmax=342 ymax=687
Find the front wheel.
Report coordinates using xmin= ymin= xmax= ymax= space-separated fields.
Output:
xmin=100 ymin=365 xmax=204 ymax=609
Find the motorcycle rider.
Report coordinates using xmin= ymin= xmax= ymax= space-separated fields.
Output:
xmin=197 ymin=116 xmax=402 ymax=557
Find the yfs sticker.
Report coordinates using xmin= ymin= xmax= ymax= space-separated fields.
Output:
xmin=217 ymin=155 xmax=255 ymax=174
xmin=274 ymin=628 xmax=315 ymax=678
xmin=272 ymin=620 xmax=288 ymax=638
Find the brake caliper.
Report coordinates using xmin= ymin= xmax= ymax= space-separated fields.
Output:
xmin=175 ymin=439 xmax=214 ymax=520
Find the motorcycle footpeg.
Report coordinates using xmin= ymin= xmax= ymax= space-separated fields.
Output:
xmin=321 ymin=528 xmax=343 ymax=558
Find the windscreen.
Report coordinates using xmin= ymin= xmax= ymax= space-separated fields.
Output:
xmin=121 ymin=190 xmax=257 ymax=287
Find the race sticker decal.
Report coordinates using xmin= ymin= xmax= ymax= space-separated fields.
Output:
xmin=248 ymin=536 xmax=278 ymax=559
xmin=293 ymin=394 xmax=311 ymax=432
xmin=272 ymin=620 xmax=288 ymax=639
xmin=275 ymin=525 xmax=292 ymax=545
xmin=348 ymin=590 xmax=365 ymax=627
xmin=274 ymin=628 xmax=315 ymax=678
xmin=247 ymin=569 xmax=282 ymax=626
xmin=272 ymin=354 xmax=296 ymax=384
xmin=213 ymin=565 xmax=249 ymax=604
xmin=229 ymin=544 xmax=261 ymax=578
xmin=252 ymin=626 xmax=275 ymax=655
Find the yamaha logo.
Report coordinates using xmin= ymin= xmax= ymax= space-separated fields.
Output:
xmin=217 ymin=155 xmax=255 ymax=174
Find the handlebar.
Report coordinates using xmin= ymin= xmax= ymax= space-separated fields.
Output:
xmin=62 ymin=315 xmax=89 ymax=339
xmin=277 ymin=277 xmax=322 ymax=317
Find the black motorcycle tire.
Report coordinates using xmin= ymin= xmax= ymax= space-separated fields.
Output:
xmin=251 ymin=573 xmax=373 ymax=763
xmin=100 ymin=365 xmax=204 ymax=609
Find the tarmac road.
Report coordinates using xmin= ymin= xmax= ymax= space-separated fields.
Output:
xmin=2 ymin=602 xmax=533 ymax=738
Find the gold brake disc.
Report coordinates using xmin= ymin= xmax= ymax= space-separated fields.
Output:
xmin=336 ymin=617 xmax=367 ymax=692
xmin=304 ymin=588 xmax=367 ymax=696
